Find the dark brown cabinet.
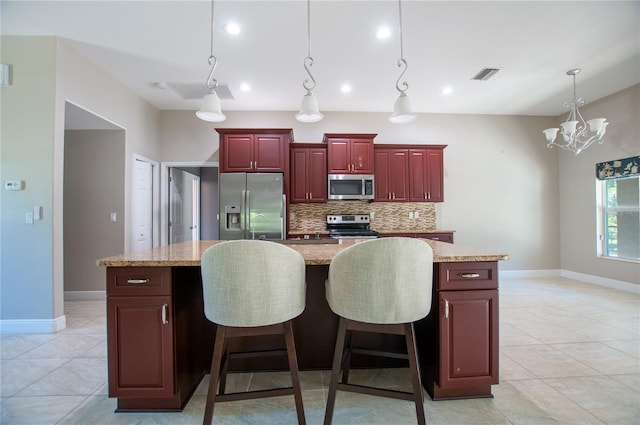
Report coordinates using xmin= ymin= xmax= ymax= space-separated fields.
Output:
xmin=419 ymin=261 xmax=499 ymax=400
xmin=106 ymin=266 xmax=213 ymax=411
xmin=374 ymin=148 xmax=409 ymax=201
xmin=324 ymin=133 xmax=375 ymax=174
xmin=409 ymin=148 xmax=444 ymax=202
xmin=290 ymin=144 xmax=327 ymax=203
xmin=380 ymin=232 xmax=454 ymax=243
xmin=217 ymin=129 xmax=292 ymax=173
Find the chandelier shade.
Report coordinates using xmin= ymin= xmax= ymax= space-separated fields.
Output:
xmin=543 ymin=68 xmax=608 ymax=155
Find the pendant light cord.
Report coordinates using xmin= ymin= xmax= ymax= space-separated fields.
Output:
xmin=395 ymin=0 xmax=409 ymax=94
xmin=302 ymin=0 xmax=317 ymax=93
xmin=205 ymin=0 xmax=218 ymax=91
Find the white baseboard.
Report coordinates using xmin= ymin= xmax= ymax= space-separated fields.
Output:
xmin=0 ymin=315 xmax=66 ymax=334
xmin=501 ymin=269 xmax=639 ymax=294
xmin=64 ymin=290 xmax=106 ymax=301
xmin=560 ymin=269 xmax=640 ymax=294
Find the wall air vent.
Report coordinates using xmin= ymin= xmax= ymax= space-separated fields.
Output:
xmin=166 ymin=82 xmax=234 ymax=100
xmin=471 ymin=68 xmax=500 ymax=81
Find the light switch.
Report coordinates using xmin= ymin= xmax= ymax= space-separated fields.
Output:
xmin=25 ymin=212 xmax=33 ymax=224
xmin=110 ymin=212 xmax=117 ymax=222
xmin=409 ymin=212 xmax=414 ymax=219
xmin=370 ymin=211 xmax=375 ymax=220
xmin=33 ymin=206 xmax=42 ymax=220
xmin=414 ymin=211 xmax=419 ymax=218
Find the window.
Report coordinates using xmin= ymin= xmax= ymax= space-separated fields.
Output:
xmin=598 ymin=175 xmax=640 ymax=261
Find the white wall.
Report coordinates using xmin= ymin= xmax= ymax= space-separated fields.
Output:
xmin=559 ymin=84 xmax=640 ymax=286
xmin=159 ymin=110 xmax=560 ymax=271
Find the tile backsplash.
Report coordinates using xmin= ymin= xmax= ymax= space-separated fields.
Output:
xmin=289 ymin=202 xmax=436 ymax=233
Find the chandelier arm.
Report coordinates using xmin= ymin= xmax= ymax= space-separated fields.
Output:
xmin=395 ymin=58 xmax=409 ymax=94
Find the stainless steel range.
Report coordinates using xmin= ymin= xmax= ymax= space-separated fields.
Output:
xmin=326 ymin=214 xmax=379 ymax=239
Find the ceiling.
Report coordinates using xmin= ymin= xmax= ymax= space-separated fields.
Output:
xmin=3 ymin=1 xmax=639 ymax=118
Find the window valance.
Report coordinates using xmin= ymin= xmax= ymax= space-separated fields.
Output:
xmin=596 ymin=156 xmax=640 ymax=180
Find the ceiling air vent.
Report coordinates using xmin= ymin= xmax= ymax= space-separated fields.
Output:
xmin=471 ymin=68 xmax=500 ymax=81
xmin=166 ymin=82 xmax=234 ymax=100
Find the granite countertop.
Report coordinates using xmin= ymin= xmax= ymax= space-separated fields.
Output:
xmin=97 ymin=239 xmax=508 ymax=267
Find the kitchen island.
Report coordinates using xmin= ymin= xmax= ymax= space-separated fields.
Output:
xmin=98 ymin=239 xmax=508 ymax=411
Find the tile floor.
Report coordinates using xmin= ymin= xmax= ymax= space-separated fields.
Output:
xmin=1 ymin=277 xmax=639 ymax=424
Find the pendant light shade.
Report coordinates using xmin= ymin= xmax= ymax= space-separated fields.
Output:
xmin=196 ymin=91 xmax=226 ymax=122
xmin=295 ymin=91 xmax=323 ymax=122
xmin=390 ymin=92 xmax=416 ymax=124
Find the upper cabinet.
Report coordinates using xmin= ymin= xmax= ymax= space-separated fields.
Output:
xmin=324 ymin=133 xmax=376 ymax=174
xmin=409 ymin=148 xmax=445 ymax=202
xmin=375 ymin=144 xmax=446 ymax=203
xmin=374 ymin=148 xmax=409 ymax=201
xmin=217 ymin=128 xmax=292 ymax=173
xmin=290 ymin=143 xmax=327 ymax=203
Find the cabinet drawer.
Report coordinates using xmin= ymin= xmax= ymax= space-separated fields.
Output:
xmin=107 ymin=267 xmax=172 ymax=296
xmin=438 ymin=262 xmax=497 ymax=291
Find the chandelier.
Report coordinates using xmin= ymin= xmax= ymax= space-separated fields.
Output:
xmin=295 ymin=0 xmax=323 ymax=122
xmin=196 ymin=0 xmax=226 ymax=122
xmin=543 ymin=68 xmax=608 ymax=155
xmin=389 ymin=0 xmax=415 ymax=124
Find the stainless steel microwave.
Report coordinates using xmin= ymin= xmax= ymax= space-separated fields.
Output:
xmin=328 ymin=174 xmax=374 ymax=201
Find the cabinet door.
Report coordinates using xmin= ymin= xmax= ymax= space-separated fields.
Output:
xmin=438 ymin=290 xmax=498 ymax=389
xmin=425 ymin=149 xmax=444 ymax=202
xmin=307 ymin=148 xmax=327 ymax=201
xmin=290 ymin=148 xmax=309 ymax=202
xmin=350 ymin=138 xmax=374 ymax=174
xmin=374 ymin=150 xmax=392 ymax=201
xmin=388 ymin=149 xmax=409 ymax=201
xmin=327 ymin=138 xmax=351 ymax=173
xmin=222 ymin=134 xmax=254 ymax=172
xmin=254 ymin=134 xmax=285 ymax=172
xmin=408 ymin=150 xmax=427 ymax=201
xmin=107 ymin=296 xmax=174 ymax=398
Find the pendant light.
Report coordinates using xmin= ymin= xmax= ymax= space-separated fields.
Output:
xmin=196 ymin=0 xmax=226 ymax=122
xmin=389 ymin=0 xmax=416 ymax=124
xmin=295 ymin=0 xmax=323 ymax=122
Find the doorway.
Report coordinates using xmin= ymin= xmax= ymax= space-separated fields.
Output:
xmin=169 ymin=167 xmax=200 ymax=243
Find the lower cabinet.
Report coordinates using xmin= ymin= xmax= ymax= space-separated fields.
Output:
xmin=106 ymin=266 xmax=213 ymax=411
xmin=380 ymin=232 xmax=454 ymax=243
xmin=417 ymin=261 xmax=499 ymax=400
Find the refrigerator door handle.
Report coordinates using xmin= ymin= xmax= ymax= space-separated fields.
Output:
xmin=241 ymin=189 xmax=247 ymax=239
xmin=246 ymin=190 xmax=251 ymax=239
xmin=281 ymin=194 xmax=286 ymax=239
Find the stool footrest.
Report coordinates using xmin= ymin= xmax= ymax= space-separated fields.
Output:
xmin=228 ymin=349 xmax=287 ymax=360
xmin=337 ymin=383 xmax=416 ymax=402
xmin=217 ymin=387 xmax=295 ymax=402
xmin=351 ymin=347 xmax=409 ymax=360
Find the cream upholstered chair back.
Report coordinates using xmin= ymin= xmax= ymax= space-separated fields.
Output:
xmin=326 ymin=237 xmax=433 ymax=324
xmin=201 ymin=240 xmax=306 ymax=327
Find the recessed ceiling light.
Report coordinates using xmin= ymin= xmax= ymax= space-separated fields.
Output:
xmin=441 ymin=86 xmax=453 ymax=95
xmin=225 ymin=22 xmax=241 ymax=35
xmin=340 ymin=84 xmax=352 ymax=93
xmin=376 ymin=26 xmax=391 ymax=39
xmin=239 ymin=82 xmax=251 ymax=92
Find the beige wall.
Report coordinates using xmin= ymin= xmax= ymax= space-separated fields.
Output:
xmin=159 ymin=110 xmax=560 ymax=272
xmin=559 ymin=84 xmax=640 ymax=286
xmin=64 ymin=130 xmax=125 ymax=292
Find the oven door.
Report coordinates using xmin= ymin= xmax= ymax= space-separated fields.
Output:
xmin=328 ymin=174 xmax=374 ymax=200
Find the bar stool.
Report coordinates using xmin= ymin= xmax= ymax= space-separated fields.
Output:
xmin=200 ymin=240 xmax=307 ymax=425
xmin=323 ymin=237 xmax=433 ymax=425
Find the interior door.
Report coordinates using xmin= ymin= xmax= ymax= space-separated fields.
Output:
xmin=132 ymin=159 xmax=153 ymax=251
xmin=169 ymin=168 xmax=200 ymax=244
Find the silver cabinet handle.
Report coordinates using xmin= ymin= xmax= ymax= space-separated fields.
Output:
xmin=161 ymin=304 xmax=169 ymax=324
xmin=126 ymin=279 xmax=149 ymax=284
xmin=432 ymin=237 xmax=440 ymax=240
xmin=460 ymin=273 xmax=480 ymax=278
xmin=444 ymin=299 xmax=449 ymax=319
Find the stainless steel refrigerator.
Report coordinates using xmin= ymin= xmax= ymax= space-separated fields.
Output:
xmin=219 ymin=173 xmax=285 ymax=240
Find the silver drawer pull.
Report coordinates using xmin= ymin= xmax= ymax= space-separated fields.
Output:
xmin=460 ymin=273 xmax=480 ymax=279
xmin=126 ymin=278 xmax=149 ymax=284
xmin=161 ymin=304 xmax=169 ymax=324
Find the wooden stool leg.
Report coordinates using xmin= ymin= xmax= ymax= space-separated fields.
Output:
xmin=341 ymin=329 xmax=353 ymax=384
xmin=203 ymin=325 xmax=227 ymax=425
xmin=218 ymin=341 xmax=230 ymax=395
xmin=284 ymin=321 xmax=306 ymax=425
xmin=323 ymin=317 xmax=348 ymax=425
xmin=405 ymin=323 xmax=426 ymax=425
